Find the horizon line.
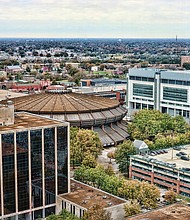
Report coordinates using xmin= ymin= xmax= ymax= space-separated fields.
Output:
xmin=0 ymin=37 xmax=190 ymax=40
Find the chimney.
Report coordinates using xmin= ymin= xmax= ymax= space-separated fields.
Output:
xmin=0 ymin=101 xmax=15 ymax=126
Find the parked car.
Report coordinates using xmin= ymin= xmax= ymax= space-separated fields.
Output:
xmin=181 ymin=156 xmax=190 ymax=161
xmin=174 ymin=146 xmax=181 ymax=151
xmin=179 ymin=152 xmax=187 ymax=155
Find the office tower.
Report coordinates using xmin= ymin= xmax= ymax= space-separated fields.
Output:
xmin=0 ymin=104 xmax=69 ymax=220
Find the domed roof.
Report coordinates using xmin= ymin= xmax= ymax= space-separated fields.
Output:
xmin=0 ymin=91 xmax=129 ymax=146
xmin=5 ymin=92 xmax=120 ymax=114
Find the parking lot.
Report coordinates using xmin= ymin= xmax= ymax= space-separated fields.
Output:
xmin=150 ymin=145 xmax=190 ymax=169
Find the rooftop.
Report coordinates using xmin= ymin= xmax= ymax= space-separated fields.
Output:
xmin=132 ymin=145 xmax=190 ymax=170
xmin=0 ymin=92 xmax=120 ymax=114
xmin=127 ymin=203 xmax=190 ymax=220
xmin=0 ymin=89 xmax=27 ymax=101
xmin=61 ymin=180 xmax=126 ymax=209
xmin=0 ymin=112 xmax=64 ymax=133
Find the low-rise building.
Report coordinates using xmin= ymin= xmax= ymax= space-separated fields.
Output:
xmin=5 ymin=65 xmax=23 ymax=74
xmin=133 ymin=140 xmax=149 ymax=155
xmin=58 ymin=179 xmax=127 ymax=219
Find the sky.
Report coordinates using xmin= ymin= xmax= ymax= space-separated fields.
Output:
xmin=0 ymin=0 xmax=190 ymax=38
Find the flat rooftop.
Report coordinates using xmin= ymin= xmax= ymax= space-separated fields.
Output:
xmin=0 ymin=112 xmax=64 ymax=132
xmin=0 ymin=89 xmax=27 ymax=101
xmin=61 ymin=180 xmax=126 ymax=209
xmin=127 ymin=203 xmax=190 ymax=220
xmin=133 ymin=145 xmax=190 ymax=170
xmin=153 ymin=147 xmax=190 ymax=169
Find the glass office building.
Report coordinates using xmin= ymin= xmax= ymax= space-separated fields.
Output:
xmin=0 ymin=112 xmax=69 ymax=220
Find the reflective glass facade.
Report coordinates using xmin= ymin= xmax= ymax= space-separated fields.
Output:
xmin=57 ymin=126 xmax=68 ymax=195
xmin=2 ymin=133 xmax=15 ymax=215
xmin=44 ymin=128 xmax=55 ymax=205
xmin=31 ymin=129 xmax=43 ymax=208
xmin=133 ymin=83 xmax=153 ymax=98
xmin=16 ymin=131 xmax=29 ymax=212
xmin=163 ymin=87 xmax=187 ymax=102
xmin=0 ymin=123 xmax=69 ymax=220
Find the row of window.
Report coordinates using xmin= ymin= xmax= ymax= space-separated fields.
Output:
xmin=133 ymin=84 xmax=153 ymax=98
xmin=129 ymin=76 xmax=155 ymax=82
xmin=129 ymin=76 xmax=190 ymax=86
xmin=163 ymin=87 xmax=188 ymax=103
xmin=161 ymin=79 xmax=190 ymax=86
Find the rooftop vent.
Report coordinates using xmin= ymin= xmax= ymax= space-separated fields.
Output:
xmin=0 ymin=103 xmax=14 ymax=126
xmin=82 ymin=200 xmax=87 ymax=204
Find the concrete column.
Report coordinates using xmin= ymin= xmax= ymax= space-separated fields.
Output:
xmin=42 ymin=128 xmax=45 ymax=218
xmin=14 ymin=132 xmax=18 ymax=214
xmin=28 ymin=130 xmax=32 ymax=220
xmin=129 ymin=165 xmax=132 ymax=179
xmin=177 ymin=171 xmax=180 ymax=194
xmin=155 ymin=71 xmax=161 ymax=111
xmin=151 ymin=172 xmax=154 ymax=184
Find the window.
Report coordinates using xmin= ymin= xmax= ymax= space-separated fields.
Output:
xmin=133 ymin=84 xmax=153 ymax=98
xmin=163 ymin=87 xmax=187 ymax=103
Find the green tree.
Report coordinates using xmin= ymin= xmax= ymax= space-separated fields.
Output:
xmin=82 ymin=153 xmax=97 ymax=168
xmin=70 ymin=127 xmax=102 ymax=168
xmin=74 ymin=166 xmax=160 ymax=209
xmin=183 ymin=62 xmax=190 ymax=70
xmin=115 ymin=140 xmax=136 ymax=175
xmin=164 ymin=190 xmax=177 ymax=204
xmin=124 ymin=200 xmax=141 ymax=217
xmin=26 ymin=66 xmax=31 ymax=73
xmin=128 ymin=109 xmax=190 ymax=149
xmin=107 ymin=151 xmax=115 ymax=164
xmin=83 ymin=204 xmax=112 ymax=220
xmin=105 ymin=165 xmax=115 ymax=176
xmin=46 ymin=209 xmax=80 ymax=220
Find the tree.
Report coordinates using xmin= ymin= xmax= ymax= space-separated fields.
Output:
xmin=124 ymin=200 xmax=141 ymax=217
xmin=140 ymin=61 xmax=149 ymax=68
xmin=115 ymin=140 xmax=136 ymax=175
xmin=82 ymin=153 xmax=97 ymax=168
xmin=164 ymin=190 xmax=177 ymax=204
xmin=68 ymin=67 xmax=79 ymax=76
xmin=107 ymin=151 xmax=115 ymax=164
xmin=70 ymin=127 xmax=102 ymax=168
xmin=26 ymin=66 xmax=31 ymax=73
xmin=105 ymin=165 xmax=115 ymax=176
xmin=70 ymin=127 xmax=83 ymax=168
xmin=128 ymin=109 xmax=190 ymax=150
xmin=99 ymin=64 xmax=105 ymax=71
xmin=183 ymin=62 xmax=190 ymax=70
xmin=46 ymin=209 xmax=80 ymax=220
xmin=74 ymin=166 xmax=160 ymax=209
xmin=83 ymin=204 xmax=112 ymax=220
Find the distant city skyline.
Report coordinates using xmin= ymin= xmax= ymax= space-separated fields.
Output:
xmin=1 ymin=0 xmax=190 ymax=38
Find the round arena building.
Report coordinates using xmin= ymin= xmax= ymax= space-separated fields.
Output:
xmin=1 ymin=90 xmax=129 ymax=146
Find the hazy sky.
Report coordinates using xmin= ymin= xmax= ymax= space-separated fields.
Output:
xmin=0 ymin=0 xmax=190 ymax=38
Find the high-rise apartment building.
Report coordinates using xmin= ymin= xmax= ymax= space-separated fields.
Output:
xmin=0 ymin=105 xmax=69 ymax=220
